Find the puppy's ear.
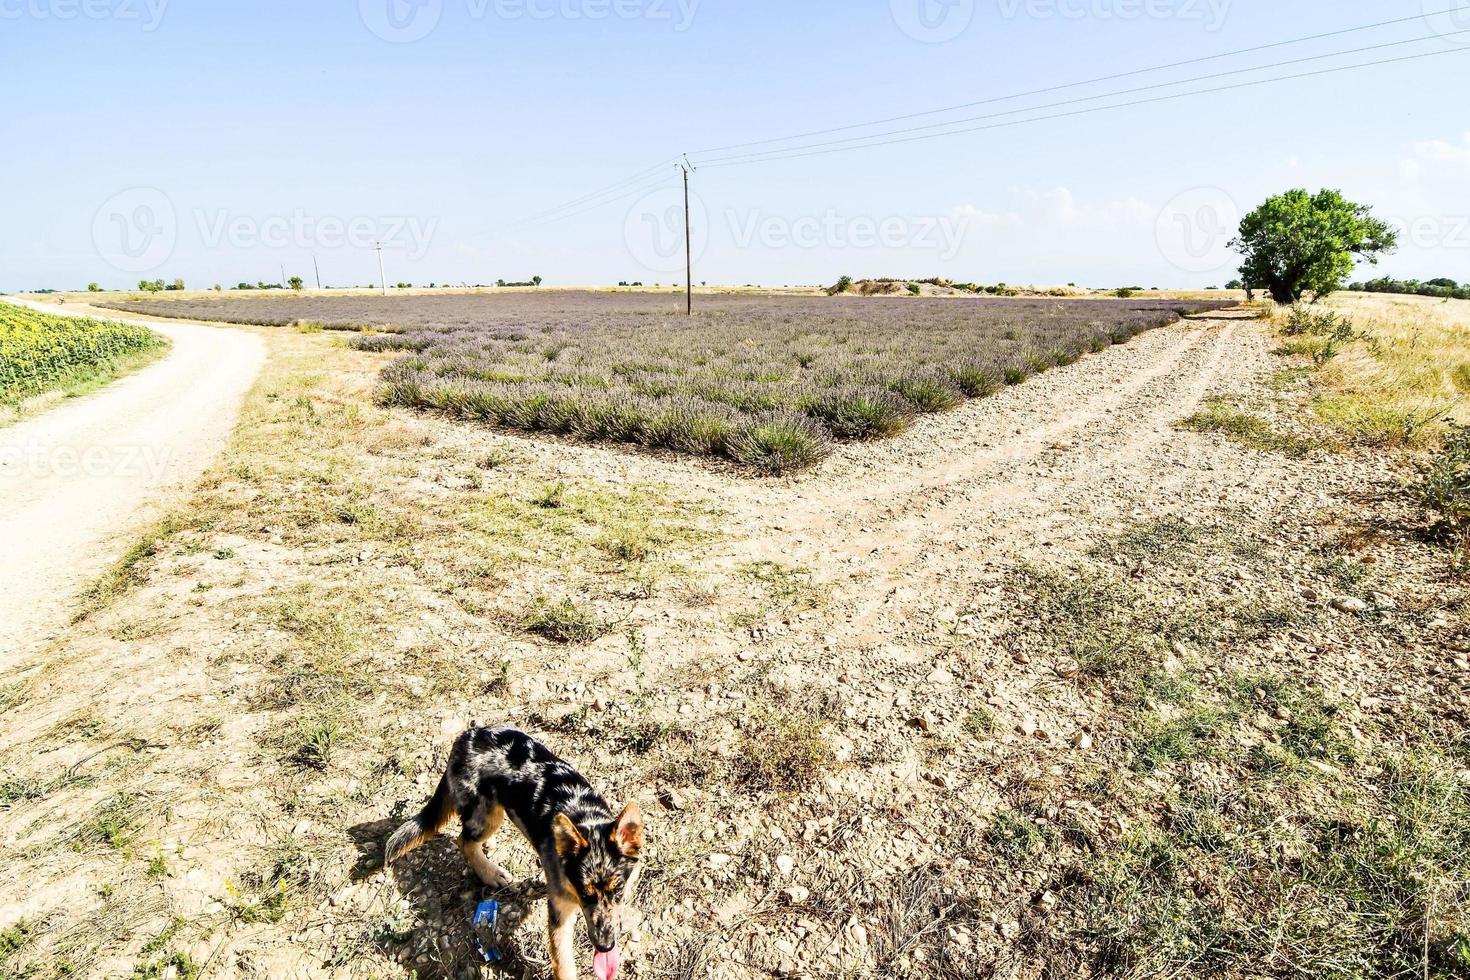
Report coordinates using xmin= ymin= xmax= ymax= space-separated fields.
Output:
xmin=611 ymin=803 xmax=644 ymax=858
xmin=553 ymin=813 xmax=589 ymax=862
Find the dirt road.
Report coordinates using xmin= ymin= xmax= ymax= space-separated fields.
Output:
xmin=7 ymin=300 xmax=1461 ymax=978
xmin=0 ymin=300 xmax=265 ymax=662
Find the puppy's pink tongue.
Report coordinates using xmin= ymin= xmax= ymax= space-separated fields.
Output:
xmin=593 ymin=948 xmax=620 ymax=980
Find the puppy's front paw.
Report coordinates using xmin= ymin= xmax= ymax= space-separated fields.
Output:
xmin=475 ymin=867 xmax=511 ymax=888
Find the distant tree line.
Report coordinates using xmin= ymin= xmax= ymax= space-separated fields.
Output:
xmin=1349 ymin=277 xmax=1469 ymax=301
xmin=136 ymin=278 xmax=186 ymax=292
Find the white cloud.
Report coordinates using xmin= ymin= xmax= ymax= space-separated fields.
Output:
xmin=954 ymin=186 xmax=1153 ymax=230
xmin=1400 ymin=132 xmax=1470 ymax=180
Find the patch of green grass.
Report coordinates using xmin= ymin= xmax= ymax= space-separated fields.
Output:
xmin=1235 ymin=675 xmax=1358 ymax=769
xmin=1104 ymin=515 xmax=1201 ymax=563
xmin=1080 ymin=749 xmax=1470 ymax=977
xmin=292 ymin=715 xmax=341 ymax=770
xmin=731 ymin=709 xmax=836 ymax=793
xmin=1 ymin=774 xmax=48 ymax=807
xmin=523 ymin=597 xmax=609 ymax=644
xmin=229 ymin=881 xmax=290 ymax=925
xmin=1132 ymin=705 xmax=1234 ymax=772
xmin=1180 ymin=399 xmax=1324 ymax=457
xmin=1009 ymin=564 xmax=1198 ymax=687
xmin=531 ymin=480 xmax=567 ymax=509
xmin=986 ymin=809 xmax=1053 ymax=859
xmin=73 ymin=793 xmax=142 ymax=852
xmin=1 ymin=919 xmax=34 ymax=957
xmin=73 ymin=514 xmax=189 ymax=620
xmin=963 ymin=707 xmax=998 ymax=737
xmin=740 ymin=560 xmax=820 ymax=611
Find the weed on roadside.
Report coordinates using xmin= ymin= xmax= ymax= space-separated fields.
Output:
xmin=1180 ymin=399 xmax=1325 ymax=457
xmin=523 ymin=596 xmax=609 ymax=644
xmin=731 ymin=708 xmax=836 ymax=793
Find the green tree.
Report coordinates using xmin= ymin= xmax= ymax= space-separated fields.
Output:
xmin=1231 ymin=189 xmax=1396 ymax=304
xmin=532 ymin=275 xmax=543 ymax=287
xmin=87 ymin=282 xmax=101 ymax=292
xmin=288 ymin=276 xmax=305 ymax=291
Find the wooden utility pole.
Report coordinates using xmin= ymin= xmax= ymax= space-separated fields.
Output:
xmin=313 ymin=255 xmax=322 ymax=290
xmin=681 ymin=157 xmax=696 ymax=316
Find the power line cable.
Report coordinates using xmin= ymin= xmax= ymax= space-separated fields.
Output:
xmin=697 ymin=46 xmax=1470 ymax=169
xmin=687 ymin=3 xmax=1470 ymax=157
xmin=499 ymin=157 xmax=680 ymax=230
xmin=508 ymin=172 xmax=683 ymax=233
xmin=694 ymin=29 xmax=1469 ymax=166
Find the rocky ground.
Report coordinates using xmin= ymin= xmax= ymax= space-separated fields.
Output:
xmin=1 ymin=301 xmax=1466 ymax=979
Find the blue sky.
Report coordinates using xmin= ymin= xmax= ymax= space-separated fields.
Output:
xmin=2 ymin=0 xmax=1467 ymax=291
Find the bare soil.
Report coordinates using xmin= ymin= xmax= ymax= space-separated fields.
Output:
xmin=1 ymin=300 xmax=1465 ymax=979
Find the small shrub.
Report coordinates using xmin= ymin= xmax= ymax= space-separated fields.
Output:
xmin=1418 ymin=423 xmax=1470 ymax=556
xmin=1281 ymin=304 xmax=1354 ymax=339
xmin=293 ymin=717 xmax=340 ymax=770
xmin=531 ymin=481 xmax=566 ymax=509
xmin=524 ymin=597 xmax=607 ymax=644
xmin=804 ymin=387 xmax=914 ymax=440
xmin=889 ymin=373 xmax=963 ymax=413
xmin=987 ymin=809 xmax=1053 ymax=858
xmin=725 ymin=412 xmax=832 ymax=474
xmin=731 ymin=710 xmax=835 ymax=792
xmin=948 ymin=364 xmax=1002 ymax=397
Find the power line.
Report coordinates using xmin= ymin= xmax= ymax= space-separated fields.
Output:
xmin=498 ymin=157 xmax=680 ymax=231
xmin=694 ymin=29 xmax=1469 ymax=167
xmin=696 ymin=45 xmax=1470 ymax=170
xmin=687 ymin=3 xmax=1470 ymax=157
xmin=509 ymin=172 xmax=683 ymax=233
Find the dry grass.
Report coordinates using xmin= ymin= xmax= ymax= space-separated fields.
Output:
xmin=3 ymin=291 xmax=1467 ymax=979
xmin=1307 ymin=293 xmax=1470 ymax=448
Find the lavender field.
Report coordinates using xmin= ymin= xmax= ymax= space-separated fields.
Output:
xmin=102 ymin=292 xmax=1233 ymax=472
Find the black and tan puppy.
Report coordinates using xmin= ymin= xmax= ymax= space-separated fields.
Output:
xmin=386 ymin=726 xmax=643 ymax=980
